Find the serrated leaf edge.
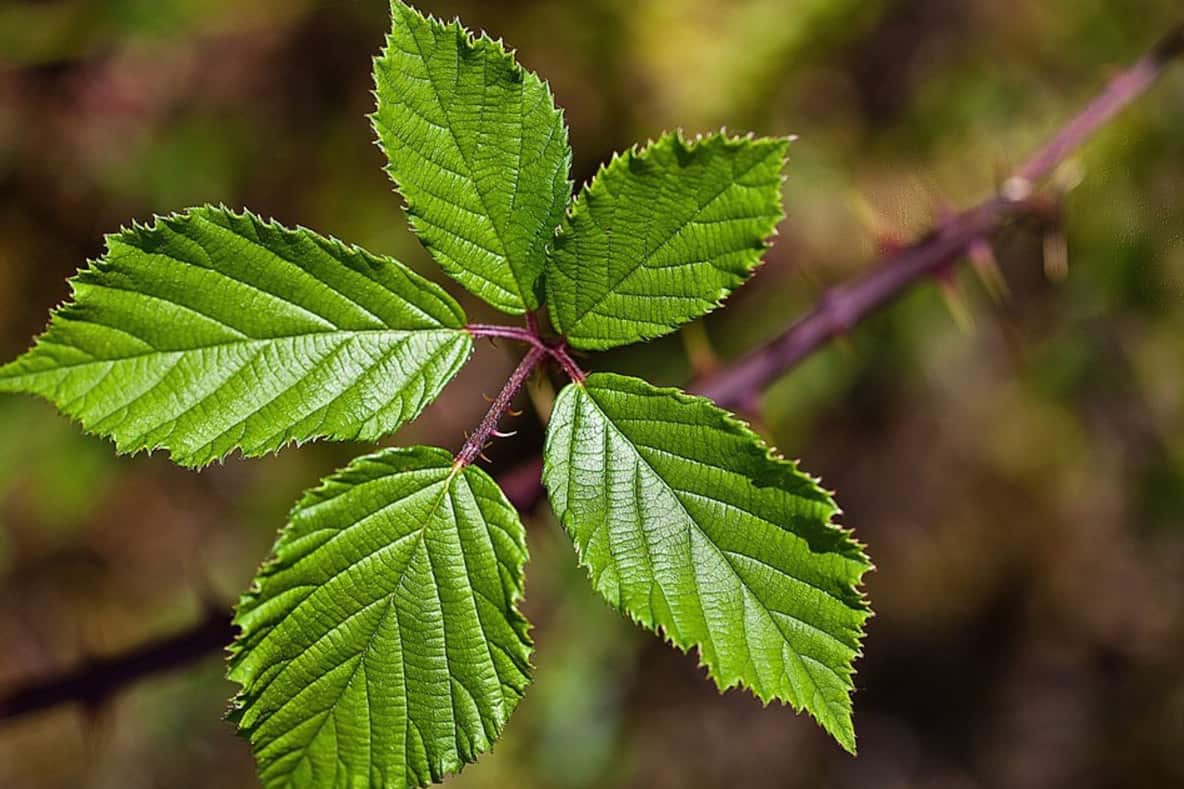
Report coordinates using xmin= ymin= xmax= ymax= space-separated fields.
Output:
xmin=544 ymin=374 xmax=872 ymax=753
xmin=370 ymin=0 xmax=574 ymax=315
xmin=226 ymin=445 xmax=534 ymax=786
xmin=546 ymin=130 xmax=793 ymax=350
xmin=0 ymin=205 xmax=473 ymax=469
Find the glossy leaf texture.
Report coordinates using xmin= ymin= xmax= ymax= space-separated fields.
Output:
xmin=373 ymin=0 xmax=572 ymax=314
xmin=228 ymin=447 xmax=532 ymax=789
xmin=545 ymin=132 xmax=788 ymax=350
xmin=542 ymin=373 xmax=870 ymax=751
xmin=0 ymin=206 xmax=472 ymax=468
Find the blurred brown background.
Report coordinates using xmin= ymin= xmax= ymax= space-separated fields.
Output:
xmin=1 ymin=0 xmax=1183 ymax=787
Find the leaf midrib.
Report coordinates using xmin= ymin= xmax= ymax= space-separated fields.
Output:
xmin=127 ymin=211 xmax=455 ymax=331
xmin=402 ymin=19 xmax=526 ymax=306
xmin=564 ymin=147 xmax=776 ymax=332
xmin=583 ymin=386 xmax=853 ymax=611
xmin=255 ymin=470 xmax=460 ymax=786
xmin=0 ymin=327 xmax=465 ymax=379
xmin=579 ymin=386 xmax=850 ymax=699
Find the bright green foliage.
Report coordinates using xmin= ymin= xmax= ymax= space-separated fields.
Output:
xmin=545 ymin=133 xmax=788 ymax=350
xmin=0 ymin=0 xmax=876 ymax=781
xmin=228 ymin=447 xmax=532 ymax=789
xmin=542 ymin=373 xmax=870 ymax=751
xmin=0 ymin=206 xmax=471 ymax=468
xmin=373 ymin=0 xmax=572 ymax=314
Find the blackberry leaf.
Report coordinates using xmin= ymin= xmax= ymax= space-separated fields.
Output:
xmin=229 ymin=447 xmax=532 ymax=789
xmin=0 ymin=206 xmax=472 ymax=468
xmin=373 ymin=0 xmax=572 ymax=314
xmin=543 ymin=373 xmax=870 ymax=751
xmin=546 ymin=133 xmax=787 ymax=350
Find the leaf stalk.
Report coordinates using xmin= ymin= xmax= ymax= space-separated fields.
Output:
xmin=467 ymin=322 xmax=587 ymax=382
xmin=456 ymin=345 xmax=548 ymax=467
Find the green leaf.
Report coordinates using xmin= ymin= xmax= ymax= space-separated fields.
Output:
xmin=0 ymin=206 xmax=472 ymax=468
xmin=546 ymin=132 xmax=788 ymax=350
xmin=542 ymin=373 xmax=870 ymax=751
xmin=228 ymin=446 xmax=531 ymax=789
xmin=373 ymin=0 xmax=572 ymax=314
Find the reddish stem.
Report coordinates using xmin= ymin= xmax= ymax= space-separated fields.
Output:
xmin=456 ymin=346 xmax=548 ymax=467
xmin=550 ymin=343 xmax=586 ymax=384
xmin=699 ymin=24 xmax=1184 ymax=409
xmin=1016 ymin=52 xmax=1163 ymax=184
xmin=467 ymin=323 xmax=545 ymax=349
xmin=467 ymin=323 xmax=588 ymax=383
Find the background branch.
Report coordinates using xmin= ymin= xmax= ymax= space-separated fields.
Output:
xmin=700 ymin=26 xmax=1181 ymax=410
xmin=0 ymin=607 xmax=233 ymax=721
xmin=1 ymin=22 xmax=1179 ymax=727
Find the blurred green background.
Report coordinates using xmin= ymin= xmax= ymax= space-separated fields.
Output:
xmin=1 ymin=0 xmax=1183 ymax=787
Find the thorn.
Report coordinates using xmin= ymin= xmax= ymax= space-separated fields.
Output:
xmin=507 ymin=407 xmax=524 ymax=418
xmin=935 ymin=270 xmax=974 ymax=333
xmin=968 ymin=238 xmax=1010 ymax=304
xmin=482 ymin=393 xmax=495 ymax=403
xmin=491 ymin=429 xmax=518 ymax=439
xmin=851 ymin=191 xmax=905 ymax=254
xmin=1053 ymin=158 xmax=1086 ymax=194
xmin=478 ymin=451 xmax=493 ymax=463
xmin=1043 ymin=229 xmax=1070 ymax=282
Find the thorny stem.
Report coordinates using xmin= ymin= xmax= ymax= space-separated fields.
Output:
xmin=1015 ymin=45 xmax=1168 ymax=185
xmin=466 ymin=322 xmax=588 ymax=383
xmin=1 ymin=20 xmax=1181 ymax=725
xmin=700 ymin=21 xmax=1184 ymax=408
xmin=549 ymin=343 xmax=586 ymax=384
xmin=697 ymin=198 xmax=1013 ymax=409
xmin=456 ymin=345 xmax=547 ymax=467
xmin=466 ymin=323 xmax=545 ymax=349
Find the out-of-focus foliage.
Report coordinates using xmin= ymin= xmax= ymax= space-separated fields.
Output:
xmin=0 ymin=1 xmax=1182 ymax=787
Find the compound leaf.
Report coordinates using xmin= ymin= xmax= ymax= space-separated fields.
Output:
xmin=542 ymin=373 xmax=870 ymax=751
xmin=228 ymin=446 xmax=531 ymax=789
xmin=546 ymin=132 xmax=788 ymax=350
xmin=374 ymin=0 xmax=572 ymax=314
xmin=0 ymin=206 xmax=472 ymax=468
